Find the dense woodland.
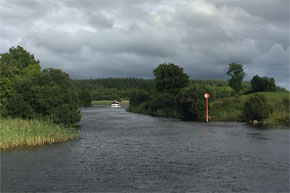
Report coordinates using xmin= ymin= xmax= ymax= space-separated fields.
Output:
xmin=72 ymin=78 xmax=154 ymax=102
xmin=0 ymin=46 xmax=80 ymax=126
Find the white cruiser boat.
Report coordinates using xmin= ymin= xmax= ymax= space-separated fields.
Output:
xmin=111 ymin=100 xmax=121 ymax=108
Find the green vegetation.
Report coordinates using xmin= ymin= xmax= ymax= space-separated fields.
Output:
xmin=244 ymin=94 xmax=273 ymax=122
xmin=177 ymin=84 xmax=212 ymax=120
xmin=79 ymin=90 xmax=93 ymax=107
xmin=1 ymin=45 xmax=288 ymax=151
xmin=0 ymin=46 xmax=81 ymax=149
xmin=129 ymin=90 xmax=151 ymax=107
xmin=0 ymin=46 xmax=41 ymax=116
xmin=92 ymin=100 xmax=130 ymax=105
xmin=7 ymin=68 xmax=81 ymax=126
xmin=128 ymin=63 xmax=190 ymax=118
xmin=226 ymin=63 xmax=246 ymax=93
xmin=1 ymin=46 xmax=81 ymax=126
xmin=210 ymin=97 xmax=244 ymax=121
xmin=211 ymin=92 xmax=289 ymax=126
xmin=250 ymin=75 xmax=276 ymax=92
xmin=127 ymin=62 xmax=288 ymax=127
xmin=0 ymin=118 xmax=80 ymax=150
xmin=73 ymin=78 xmax=154 ymax=101
xmin=153 ymin=63 xmax=189 ymax=94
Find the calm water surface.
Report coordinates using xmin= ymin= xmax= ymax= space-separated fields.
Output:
xmin=1 ymin=106 xmax=289 ymax=192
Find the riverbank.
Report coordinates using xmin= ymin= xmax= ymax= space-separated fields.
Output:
xmin=210 ymin=92 xmax=289 ymax=126
xmin=0 ymin=118 xmax=80 ymax=150
xmin=92 ymin=100 xmax=129 ymax=105
xmin=127 ymin=92 xmax=289 ymax=127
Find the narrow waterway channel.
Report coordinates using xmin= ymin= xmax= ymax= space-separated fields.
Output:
xmin=1 ymin=106 xmax=289 ymax=192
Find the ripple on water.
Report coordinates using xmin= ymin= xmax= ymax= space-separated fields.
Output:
xmin=1 ymin=106 xmax=289 ymax=192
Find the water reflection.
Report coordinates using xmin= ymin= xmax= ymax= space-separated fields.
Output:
xmin=246 ymin=132 xmax=271 ymax=140
xmin=203 ymin=126 xmax=209 ymax=133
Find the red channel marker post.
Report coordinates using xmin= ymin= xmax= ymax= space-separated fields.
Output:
xmin=204 ymin=93 xmax=210 ymax=122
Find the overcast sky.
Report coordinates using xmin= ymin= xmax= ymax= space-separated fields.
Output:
xmin=0 ymin=0 xmax=289 ymax=88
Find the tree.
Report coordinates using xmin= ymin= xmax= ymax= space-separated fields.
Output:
xmin=79 ymin=90 xmax=92 ymax=107
xmin=0 ymin=46 xmax=41 ymax=116
xmin=150 ymin=92 xmax=176 ymax=111
xmin=243 ymin=94 xmax=273 ymax=122
xmin=226 ymin=63 xmax=246 ymax=92
xmin=149 ymin=92 xmax=178 ymax=117
xmin=250 ymin=75 xmax=276 ymax=92
xmin=0 ymin=45 xmax=41 ymax=76
xmin=7 ymin=68 xmax=81 ymax=126
xmin=177 ymin=84 xmax=213 ymax=120
xmin=129 ymin=90 xmax=151 ymax=107
xmin=153 ymin=63 xmax=189 ymax=94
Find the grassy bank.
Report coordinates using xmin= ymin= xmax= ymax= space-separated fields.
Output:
xmin=127 ymin=91 xmax=289 ymax=127
xmin=92 ymin=100 xmax=130 ymax=105
xmin=210 ymin=92 xmax=289 ymax=126
xmin=0 ymin=118 xmax=80 ymax=150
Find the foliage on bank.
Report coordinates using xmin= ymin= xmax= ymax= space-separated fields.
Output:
xmin=211 ymin=92 xmax=289 ymax=126
xmin=128 ymin=62 xmax=289 ymax=127
xmin=7 ymin=68 xmax=81 ymax=126
xmin=0 ymin=46 xmax=81 ymax=149
xmin=0 ymin=46 xmax=81 ymax=126
xmin=244 ymin=94 xmax=273 ymax=122
xmin=128 ymin=63 xmax=235 ymax=120
xmin=0 ymin=118 xmax=80 ymax=150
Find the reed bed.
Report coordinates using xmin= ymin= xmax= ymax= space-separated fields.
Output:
xmin=0 ymin=118 xmax=80 ymax=150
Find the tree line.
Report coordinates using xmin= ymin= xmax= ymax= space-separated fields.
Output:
xmin=72 ymin=78 xmax=153 ymax=103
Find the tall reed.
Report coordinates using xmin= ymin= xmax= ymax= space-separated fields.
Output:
xmin=0 ymin=118 xmax=80 ymax=150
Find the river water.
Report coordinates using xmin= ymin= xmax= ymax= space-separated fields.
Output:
xmin=1 ymin=106 xmax=289 ymax=192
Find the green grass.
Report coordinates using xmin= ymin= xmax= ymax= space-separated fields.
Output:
xmin=210 ymin=97 xmax=245 ymax=121
xmin=210 ymin=91 xmax=289 ymax=126
xmin=248 ymin=91 xmax=289 ymax=99
xmin=0 ymin=118 xmax=80 ymax=150
xmin=92 ymin=100 xmax=130 ymax=105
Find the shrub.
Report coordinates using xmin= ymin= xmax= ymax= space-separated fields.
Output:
xmin=149 ymin=93 xmax=179 ymax=117
xmin=213 ymin=86 xmax=235 ymax=98
xmin=7 ymin=68 xmax=81 ymax=126
xmin=129 ymin=90 xmax=151 ymax=106
xmin=243 ymin=94 xmax=273 ymax=122
xmin=177 ymin=84 xmax=213 ymax=120
xmin=150 ymin=93 xmax=176 ymax=111
xmin=210 ymin=98 xmax=244 ymax=121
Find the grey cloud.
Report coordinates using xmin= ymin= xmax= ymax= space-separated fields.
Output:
xmin=212 ymin=0 xmax=289 ymax=23
xmin=0 ymin=0 xmax=57 ymax=25
xmin=87 ymin=12 xmax=114 ymax=29
xmin=0 ymin=0 xmax=289 ymax=89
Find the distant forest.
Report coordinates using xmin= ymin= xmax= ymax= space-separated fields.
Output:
xmin=72 ymin=78 xmax=154 ymax=101
xmin=72 ymin=78 xmax=251 ymax=101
